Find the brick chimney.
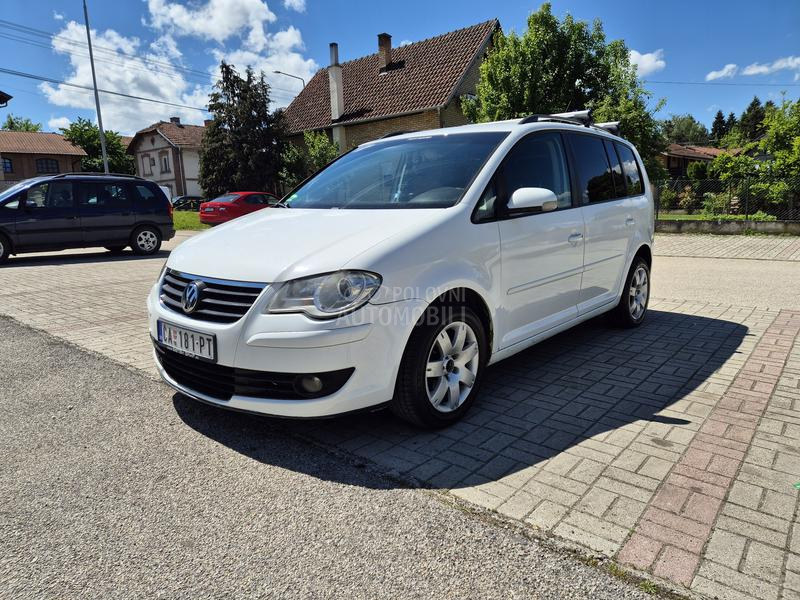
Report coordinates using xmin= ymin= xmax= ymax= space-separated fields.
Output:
xmin=378 ymin=33 xmax=392 ymax=70
xmin=169 ymin=116 xmax=181 ymax=124
xmin=203 ymin=119 xmax=213 ymax=127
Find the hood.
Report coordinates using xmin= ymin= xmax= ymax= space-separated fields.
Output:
xmin=168 ymin=208 xmax=447 ymax=283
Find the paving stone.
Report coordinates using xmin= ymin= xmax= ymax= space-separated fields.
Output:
xmin=653 ymin=546 xmax=699 ymax=587
xmin=525 ymin=500 xmax=569 ymax=531
xmin=705 ymin=529 xmax=747 ymax=569
xmin=696 ymin=560 xmax=780 ymax=600
xmin=617 ymin=534 xmax=662 ymax=570
xmin=728 ymin=480 xmax=765 ymax=510
xmin=742 ymin=541 xmax=785 ymax=583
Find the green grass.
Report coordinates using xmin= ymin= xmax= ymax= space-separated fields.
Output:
xmin=173 ymin=210 xmax=210 ymax=231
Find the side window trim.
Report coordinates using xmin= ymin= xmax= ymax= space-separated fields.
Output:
xmin=602 ymin=139 xmax=626 ymax=199
xmin=471 ymin=129 xmax=575 ymax=224
xmin=615 ymin=142 xmax=645 ymax=197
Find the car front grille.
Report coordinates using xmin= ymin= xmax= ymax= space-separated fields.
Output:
xmin=160 ymin=268 xmax=266 ymax=323
xmin=154 ymin=343 xmax=354 ymax=401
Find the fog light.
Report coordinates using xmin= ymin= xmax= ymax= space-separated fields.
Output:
xmin=298 ymin=375 xmax=323 ymax=394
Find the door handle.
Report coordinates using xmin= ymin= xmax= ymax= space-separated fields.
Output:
xmin=568 ymin=232 xmax=584 ymax=244
xmin=66 ymin=215 xmax=78 ymax=220
xmin=625 ymin=217 xmax=636 ymax=226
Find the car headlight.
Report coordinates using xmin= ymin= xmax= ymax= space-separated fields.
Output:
xmin=267 ymin=270 xmax=382 ymax=319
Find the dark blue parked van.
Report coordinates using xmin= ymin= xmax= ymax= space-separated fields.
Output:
xmin=0 ymin=173 xmax=175 ymax=263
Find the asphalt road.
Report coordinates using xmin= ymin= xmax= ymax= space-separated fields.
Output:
xmin=0 ymin=317 xmax=657 ymax=599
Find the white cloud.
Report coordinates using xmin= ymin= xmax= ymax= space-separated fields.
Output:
xmin=47 ymin=116 xmax=71 ymax=130
xmin=146 ymin=0 xmax=276 ymax=51
xmin=40 ymin=21 xmax=210 ymax=134
xmin=283 ymin=0 xmax=305 ymax=11
xmin=214 ymin=25 xmax=318 ymax=107
xmin=705 ymin=63 xmax=738 ymax=81
xmin=629 ymin=49 xmax=666 ymax=76
xmin=398 ymin=40 xmax=412 ymax=47
xmin=742 ymin=55 xmax=800 ymax=77
xmin=53 ymin=11 xmax=64 ymax=21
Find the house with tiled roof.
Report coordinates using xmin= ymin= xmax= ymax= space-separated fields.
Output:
xmin=0 ymin=131 xmax=86 ymax=187
xmin=283 ymin=19 xmax=499 ymax=151
xmin=658 ymin=143 xmax=738 ymax=178
xmin=127 ymin=117 xmax=207 ymax=198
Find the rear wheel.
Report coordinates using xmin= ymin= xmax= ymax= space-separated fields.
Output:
xmin=0 ymin=233 xmax=10 ymax=264
xmin=391 ymin=305 xmax=487 ymax=428
xmin=130 ymin=226 xmax=161 ymax=255
xmin=613 ymin=256 xmax=650 ymax=328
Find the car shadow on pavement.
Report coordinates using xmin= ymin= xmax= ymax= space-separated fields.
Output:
xmin=3 ymin=249 xmax=170 ymax=268
xmin=173 ymin=309 xmax=749 ymax=490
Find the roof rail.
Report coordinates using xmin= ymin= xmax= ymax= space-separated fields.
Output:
xmin=380 ymin=130 xmax=415 ymax=139
xmin=594 ymin=121 xmax=620 ymax=135
xmin=519 ymin=109 xmax=593 ymax=127
xmin=52 ymin=172 xmax=145 ymax=179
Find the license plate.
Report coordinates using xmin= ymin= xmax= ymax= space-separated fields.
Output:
xmin=203 ymin=207 xmax=214 ymax=212
xmin=158 ymin=321 xmax=216 ymax=362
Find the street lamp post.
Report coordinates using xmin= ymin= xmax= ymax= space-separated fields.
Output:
xmin=273 ymin=70 xmax=306 ymax=89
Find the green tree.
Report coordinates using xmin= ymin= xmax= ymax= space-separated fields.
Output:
xmin=663 ymin=114 xmax=710 ymax=145
xmin=200 ymin=62 xmax=284 ymax=198
xmin=738 ymin=96 xmax=766 ymax=142
xmin=280 ymin=131 xmax=339 ymax=189
xmin=686 ymin=160 xmax=708 ymax=181
xmin=60 ymin=117 xmax=134 ymax=174
xmin=2 ymin=114 xmax=42 ymax=132
xmin=725 ymin=111 xmax=737 ymax=133
xmin=463 ymin=2 xmax=666 ymax=179
xmin=711 ymin=110 xmax=726 ymax=145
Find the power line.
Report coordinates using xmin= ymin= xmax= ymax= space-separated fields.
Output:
xmin=0 ymin=67 xmax=209 ymax=111
xmin=646 ymin=79 xmax=800 ymax=88
xmin=0 ymin=19 xmax=301 ymax=97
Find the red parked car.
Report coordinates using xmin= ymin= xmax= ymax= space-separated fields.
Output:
xmin=199 ymin=191 xmax=280 ymax=225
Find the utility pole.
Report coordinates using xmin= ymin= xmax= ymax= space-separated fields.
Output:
xmin=83 ymin=0 xmax=109 ymax=174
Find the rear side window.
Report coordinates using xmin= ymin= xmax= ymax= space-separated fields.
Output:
xmin=79 ymin=183 xmax=132 ymax=209
xmin=615 ymin=143 xmax=644 ymax=195
xmin=135 ymin=184 xmax=167 ymax=209
xmin=568 ymin=134 xmax=615 ymax=203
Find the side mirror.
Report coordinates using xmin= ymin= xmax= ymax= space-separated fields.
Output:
xmin=508 ymin=187 xmax=558 ymax=213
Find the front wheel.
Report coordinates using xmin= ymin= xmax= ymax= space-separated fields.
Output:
xmin=130 ymin=226 xmax=162 ymax=255
xmin=0 ymin=233 xmax=10 ymax=264
xmin=391 ymin=305 xmax=488 ymax=428
xmin=612 ymin=257 xmax=650 ymax=328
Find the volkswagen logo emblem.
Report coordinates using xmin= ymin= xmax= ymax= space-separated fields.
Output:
xmin=182 ymin=280 xmax=204 ymax=314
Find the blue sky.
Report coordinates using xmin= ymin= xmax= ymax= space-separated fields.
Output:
xmin=1 ymin=0 xmax=798 ymax=135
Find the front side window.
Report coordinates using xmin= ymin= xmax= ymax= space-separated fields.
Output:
xmin=615 ymin=143 xmax=644 ymax=195
xmin=2 ymin=157 xmax=12 ymax=173
xmin=568 ymin=134 xmax=615 ymax=203
xmin=25 ymin=183 xmax=50 ymax=208
xmin=286 ymin=132 xmax=508 ymax=209
xmin=36 ymin=158 xmax=59 ymax=174
xmin=500 ymin=132 xmax=572 ymax=211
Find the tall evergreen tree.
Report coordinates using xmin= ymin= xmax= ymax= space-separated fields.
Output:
xmin=739 ymin=96 xmax=766 ymax=142
xmin=199 ymin=62 xmax=284 ymax=198
xmin=711 ymin=110 xmax=727 ymax=145
xmin=725 ymin=111 xmax=737 ymax=132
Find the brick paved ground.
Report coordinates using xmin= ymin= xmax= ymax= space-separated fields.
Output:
xmin=1 ymin=233 xmax=798 ymax=600
xmin=656 ymin=234 xmax=800 ymax=261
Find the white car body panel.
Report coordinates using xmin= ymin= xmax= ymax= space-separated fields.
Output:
xmin=148 ymin=119 xmax=653 ymax=418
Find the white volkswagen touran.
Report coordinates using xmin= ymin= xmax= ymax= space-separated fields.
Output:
xmin=148 ymin=113 xmax=653 ymax=428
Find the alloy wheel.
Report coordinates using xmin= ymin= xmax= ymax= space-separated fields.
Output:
xmin=137 ymin=230 xmax=158 ymax=252
xmin=628 ymin=265 xmax=649 ymax=320
xmin=425 ymin=320 xmax=480 ymax=413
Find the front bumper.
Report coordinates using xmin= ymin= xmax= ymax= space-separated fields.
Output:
xmin=147 ymin=280 xmax=427 ymax=418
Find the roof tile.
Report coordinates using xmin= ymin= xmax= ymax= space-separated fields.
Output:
xmin=0 ymin=131 xmax=86 ymax=156
xmin=283 ymin=19 xmax=497 ymax=134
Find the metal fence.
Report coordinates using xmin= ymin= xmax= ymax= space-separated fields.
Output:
xmin=653 ymin=177 xmax=800 ymax=222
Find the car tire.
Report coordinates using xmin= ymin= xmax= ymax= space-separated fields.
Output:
xmin=613 ymin=256 xmax=650 ymax=328
xmin=391 ymin=304 xmax=488 ymax=428
xmin=0 ymin=233 xmax=10 ymax=265
xmin=105 ymin=246 xmax=126 ymax=254
xmin=130 ymin=226 xmax=162 ymax=256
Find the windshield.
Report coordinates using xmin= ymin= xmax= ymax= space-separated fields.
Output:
xmin=210 ymin=194 xmax=240 ymax=203
xmin=285 ymin=132 xmax=508 ymax=209
xmin=0 ymin=178 xmax=45 ymax=204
